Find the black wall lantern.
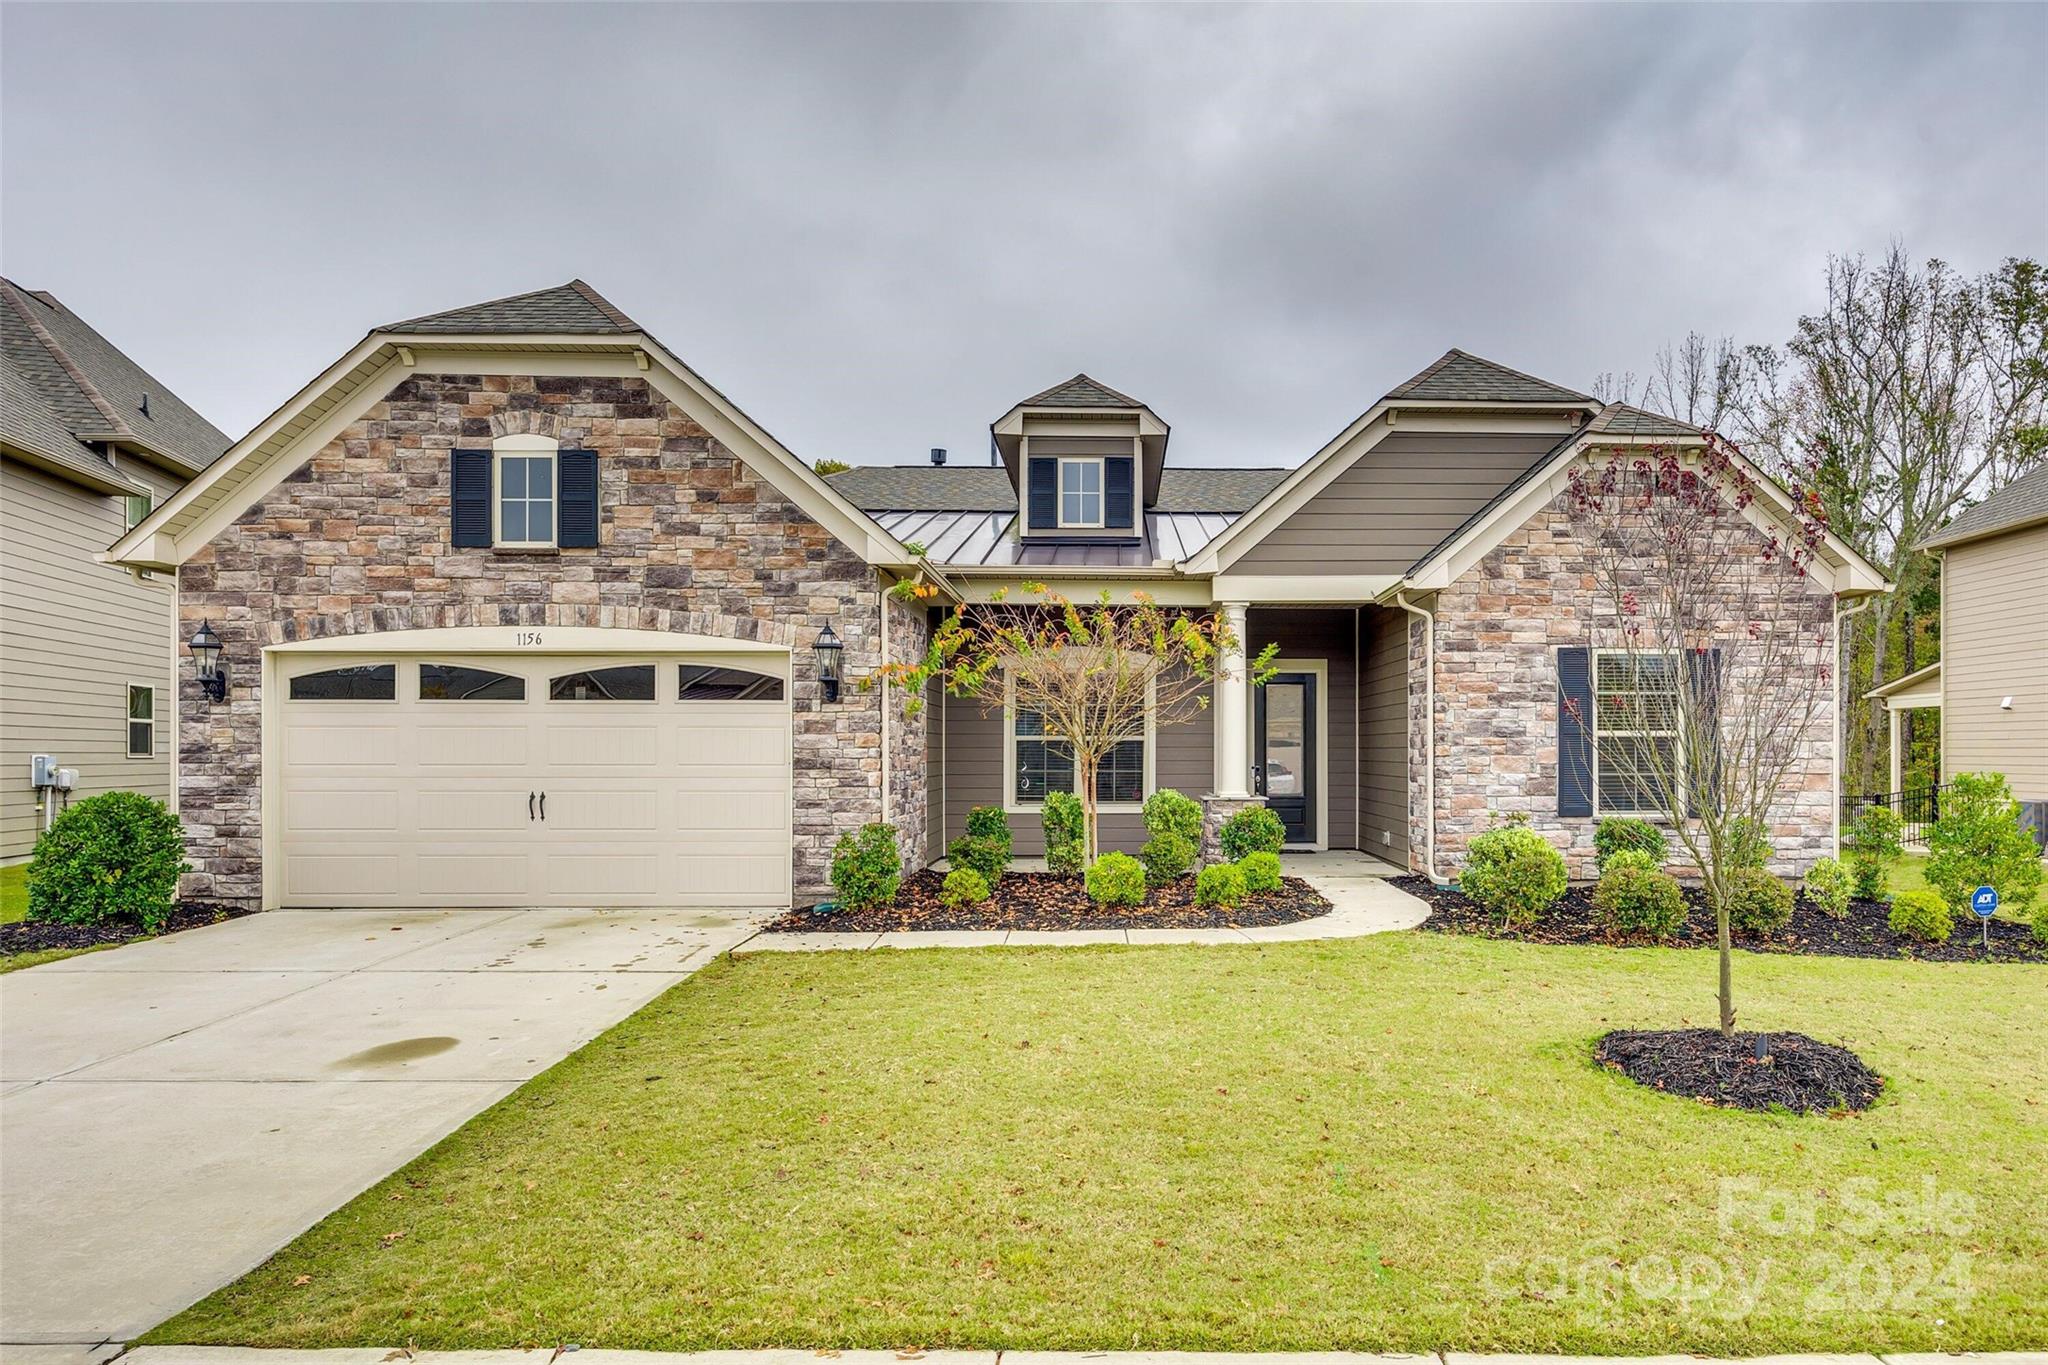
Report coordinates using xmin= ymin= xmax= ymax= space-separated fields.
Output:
xmin=813 ymin=622 xmax=844 ymax=703
xmin=188 ymin=620 xmax=229 ymax=702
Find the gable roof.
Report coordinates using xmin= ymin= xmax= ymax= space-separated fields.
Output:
xmin=382 ymin=279 xmax=640 ymax=335
xmin=826 ymin=463 xmax=1287 ymax=516
xmin=0 ymin=279 xmax=232 ymax=478
xmin=1019 ymin=373 xmax=1147 ymax=409
xmin=1385 ymin=349 xmax=1596 ymax=405
xmin=0 ymin=355 xmax=148 ymax=494
xmin=1918 ymin=462 xmax=2048 ymax=550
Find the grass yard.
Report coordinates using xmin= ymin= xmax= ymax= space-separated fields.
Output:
xmin=1891 ymin=852 xmax=2048 ymax=920
xmin=150 ymin=932 xmax=2044 ymax=1355
xmin=1 ymin=863 xmax=26 ymax=923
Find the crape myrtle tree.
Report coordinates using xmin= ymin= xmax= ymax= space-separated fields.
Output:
xmin=1565 ymin=435 xmax=1838 ymax=1036
xmin=875 ymin=581 xmax=1276 ymax=863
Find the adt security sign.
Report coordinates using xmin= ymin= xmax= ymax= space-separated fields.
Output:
xmin=1971 ymin=885 xmax=1999 ymax=949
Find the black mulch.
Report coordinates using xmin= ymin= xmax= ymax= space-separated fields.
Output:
xmin=769 ymin=869 xmax=1332 ymax=933
xmin=1596 ymin=1027 xmax=1883 ymax=1114
xmin=1396 ymin=875 xmax=2048 ymax=964
xmin=0 ymin=902 xmax=254 ymax=957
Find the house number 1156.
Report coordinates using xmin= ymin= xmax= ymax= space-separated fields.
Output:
xmin=514 ymin=631 xmax=543 ymax=646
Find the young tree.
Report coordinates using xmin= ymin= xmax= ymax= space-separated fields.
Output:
xmin=875 ymin=584 xmax=1274 ymax=863
xmin=1565 ymin=436 xmax=1837 ymax=1036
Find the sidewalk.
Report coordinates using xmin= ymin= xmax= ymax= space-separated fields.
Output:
xmin=733 ymin=850 xmax=1429 ymax=953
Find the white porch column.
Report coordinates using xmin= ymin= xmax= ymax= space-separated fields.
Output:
xmin=1888 ymin=705 xmax=1904 ymax=796
xmin=1212 ymin=601 xmax=1252 ymax=799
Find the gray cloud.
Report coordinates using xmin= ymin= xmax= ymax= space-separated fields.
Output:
xmin=4 ymin=2 xmax=2042 ymax=468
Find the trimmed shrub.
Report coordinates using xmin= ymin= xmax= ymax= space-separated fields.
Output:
xmin=1725 ymin=867 xmax=1794 ymax=935
xmin=1218 ymin=805 xmax=1285 ymax=862
xmin=1459 ymin=824 xmax=1568 ymax=930
xmin=2032 ymin=899 xmax=2048 ymax=947
xmin=1237 ymin=850 xmax=1283 ymax=894
xmin=1603 ymin=848 xmax=1658 ymax=876
xmin=1139 ymin=830 xmax=1197 ymax=888
xmin=1801 ymin=856 xmax=1853 ymax=919
xmin=1142 ymin=788 xmax=1204 ymax=843
xmin=1194 ymin=861 xmax=1246 ymax=909
xmin=1594 ymin=817 xmax=1668 ymax=872
xmin=1923 ymin=771 xmax=2046 ymax=917
xmin=947 ymin=833 xmax=1009 ymax=885
xmin=26 ymin=791 xmax=188 ymax=932
xmin=1727 ymin=816 xmax=1774 ymax=871
xmin=1888 ymin=888 xmax=1953 ymax=943
xmin=1042 ymin=791 xmax=1086 ymax=877
xmin=828 ymin=823 xmax=901 ymax=912
xmin=1085 ymin=851 xmax=1147 ymax=907
xmin=1593 ymin=865 xmax=1688 ymax=940
xmin=964 ymin=805 xmax=1013 ymax=863
xmin=940 ymin=866 xmax=991 ymax=909
xmin=1844 ymin=804 xmax=1904 ymax=900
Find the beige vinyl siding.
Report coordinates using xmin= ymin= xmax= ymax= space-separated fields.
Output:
xmin=1941 ymin=522 xmax=2048 ymax=799
xmin=1234 ymin=431 xmax=1561 ymax=573
xmin=1359 ymin=604 xmax=1410 ymax=862
xmin=1 ymin=457 xmax=184 ymax=860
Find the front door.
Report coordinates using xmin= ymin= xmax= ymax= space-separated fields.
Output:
xmin=1255 ymin=672 xmax=1316 ymax=845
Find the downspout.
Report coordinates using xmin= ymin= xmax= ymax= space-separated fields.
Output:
xmin=1835 ymin=593 xmax=1878 ymax=859
xmin=879 ymin=573 xmax=892 ymax=839
xmin=1394 ymin=591 xmax=1443 ymax=884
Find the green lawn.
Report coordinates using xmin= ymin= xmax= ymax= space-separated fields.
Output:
xmin=150 ymin=933 xmax=2044 ymax=1355
xmin=1891 ymin=852 xmax=2047 ymax=920
xmin=1 ymin=863 xmax=26 ymax=923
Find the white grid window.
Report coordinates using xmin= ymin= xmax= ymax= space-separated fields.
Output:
xmin=494 ymin=439 xmax=557 ymax=548
xmin=126 ymin=685 xmax=154 ymax=758
xmin=1593 ymin=651 xmax=1681 ymax=816
xmin=1058 ymin=459 xmax=1102 ymax=528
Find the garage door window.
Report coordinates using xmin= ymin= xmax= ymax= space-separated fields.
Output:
xmin=419 ymin=663 xmax=525 ymax=701
xmin=549 ymin=665 xmax=656 ymax=701
xmin=289 ymin=665 xmax=397 ymax=700
xmin=678 ymin=665 xmax=785 ymax=701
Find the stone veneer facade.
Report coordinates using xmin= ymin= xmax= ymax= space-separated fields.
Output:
xmin=1411 ymin=490 xmax=1838 ymax=881
xmin=177 ymin=371 xmax=916 ymax=906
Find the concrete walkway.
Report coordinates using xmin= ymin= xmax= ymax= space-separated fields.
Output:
xmin=107 ymin=1346 xmax=2048 ymax=1365
xmin=735 ymin=850 xmax=1428 ymax=953
xmin=0 ymin=906 xmax=762 ymax=1360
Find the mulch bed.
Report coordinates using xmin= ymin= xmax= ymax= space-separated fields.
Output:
xmin=0 ymin=901 xmax=254 ymax=957
xmin=1596 ymin=1027 xmax=1884 ymax=1114
xmin=769 ymin=868 xmax=1332 ymax=933
xmin=1397 ymin=875 xmax=2048 ymax=964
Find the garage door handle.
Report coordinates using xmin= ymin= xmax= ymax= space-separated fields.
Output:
xmin=528 ymin=791 xmax=536 ymax=821
xmin=539 ymin=791 xmax=546 ymax=821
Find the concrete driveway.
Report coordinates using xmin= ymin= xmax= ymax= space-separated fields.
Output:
xmin=0 ymin=906 xmax=760 ymax=1358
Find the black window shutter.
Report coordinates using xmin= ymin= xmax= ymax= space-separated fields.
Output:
xmin=1027 ymin=457 xmax=1057 ymax=531
xmin=450 ymin=449 xmax=492 ymax=547
xmin=1105 ymin=456 xmax=1135 ymax=530
xmin=1557 ymin=647 xmax=1594 ymax=818
xmin=1685 ymin=647 xmax=1724 ymax=817
xmin=558 ymin=449 xmax=599 ymax=547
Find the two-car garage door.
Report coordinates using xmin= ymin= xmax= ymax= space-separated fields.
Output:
xmin=276 ymin=652 xmax=792 ymax=908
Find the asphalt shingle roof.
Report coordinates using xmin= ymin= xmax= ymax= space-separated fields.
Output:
xmin=1018 ymin=373 xmax=1149 ymax=409
xmin=1 ymin=279 xmax=230 ymax=478
xmin=827 ymin=464 xmax=1287 ymax=514
xmin=1586 ymin=403 xmax=1703 ymax=436
xmin=383 ymin=279 xmax=641 ymax=335
xmin=1386 ymin=349 xmax=1595 ymax=405
xmin=1920 ymin=462 xmax=2048 ymax=549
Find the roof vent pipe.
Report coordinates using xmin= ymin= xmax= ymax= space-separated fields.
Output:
xmin=929 ymin=447 xmax=947 ymax=466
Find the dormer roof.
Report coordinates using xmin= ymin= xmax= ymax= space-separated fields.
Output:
xmin=990 ymin=372 xmax=1170 ymax=507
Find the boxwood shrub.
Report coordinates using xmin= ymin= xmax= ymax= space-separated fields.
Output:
xmin=1725 ymin=866 xmax=1793 ymax=935
xmin=1237 ymin=850 xmax=1283 ymax=894
xmin=27 ymin=790 xmax=189 ymax=932
xmin=1887 ymin=887 xmax=1953 ymax=943
xmin=1041 ymin=791 xmax=1086 ymax=876
xmin=1801 ymin=856 xmax=1853 ymax=919
xmin=1218 ymin=805 xmax=1285 ymax=861
xmin=1139 ymin=831 xmax=1196 ymax=887
xmin=829 ymin=823 xmax=901 ymax=912
xmin=1142 ymin=788 xmax=1204 ymax=843
xmin=1594 ymin=817 xmax=1668 ymax=872
xmin=1459 ymin=822 xmax=1567 ymax=930
xmin=940 ymin=866 xmax=991 ymax=909
xmin=1593 ymin=864 xmax=1687 ymax=940
xmin=1194 ymin=861 xmax=1246 ymax=909
xmin=1085 ymin=851 xmax=1147 ymax=907
xmin=947 ymin=833 xmax=1009 ymax=885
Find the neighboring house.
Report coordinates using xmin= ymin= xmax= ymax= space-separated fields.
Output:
xmin=1 ymin=279 xmax=232 ymax=861
xmin=1868 ymin=463 xmax=2048 ymax=844
xmin=109 ymin=282 xmax=1888 ymax=910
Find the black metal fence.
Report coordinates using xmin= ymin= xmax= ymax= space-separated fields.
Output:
xmin=1851 ymin=783 xmax=1951 ymax=846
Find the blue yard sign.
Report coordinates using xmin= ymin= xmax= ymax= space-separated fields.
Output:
xmin=1971 ymin=885 xmax=2000 ymax=917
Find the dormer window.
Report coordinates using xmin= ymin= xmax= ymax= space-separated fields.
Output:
xmin=1058 ymin=458 xmax=1103 ymax=529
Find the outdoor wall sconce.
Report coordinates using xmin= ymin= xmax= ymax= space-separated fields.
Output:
xmin=188 ymin=620 xmax=229 ymax=702
xmin=814 ymin=622 xmax=844 ymax=703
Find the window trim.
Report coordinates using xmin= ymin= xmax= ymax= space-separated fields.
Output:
xmin=1590 ymin=647 xmax=1682 ymax=819
xmin=125 ymin=682 xmax=154 ymax=759
xmin=123 ymin=491 xmax=153 ymax=530
xmin=1000 ymin=669 xmax=1156 ymax=815
xmin=1055 ymin=456 xmax=1105 ymax=529
xmin=492 ymin=434 xmax=559 ymax=549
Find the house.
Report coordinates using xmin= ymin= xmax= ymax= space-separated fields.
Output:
xmin=1 ymin=279 xmax=232 ymax=861
xmin=1867 ymin=462 xmax=2048 ymax=845
xmin=108 ymin=281 xmax=1888 ymax=910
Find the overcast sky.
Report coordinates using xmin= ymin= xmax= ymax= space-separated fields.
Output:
xmin=4 ymin=3 xmax=2043 ymax=469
